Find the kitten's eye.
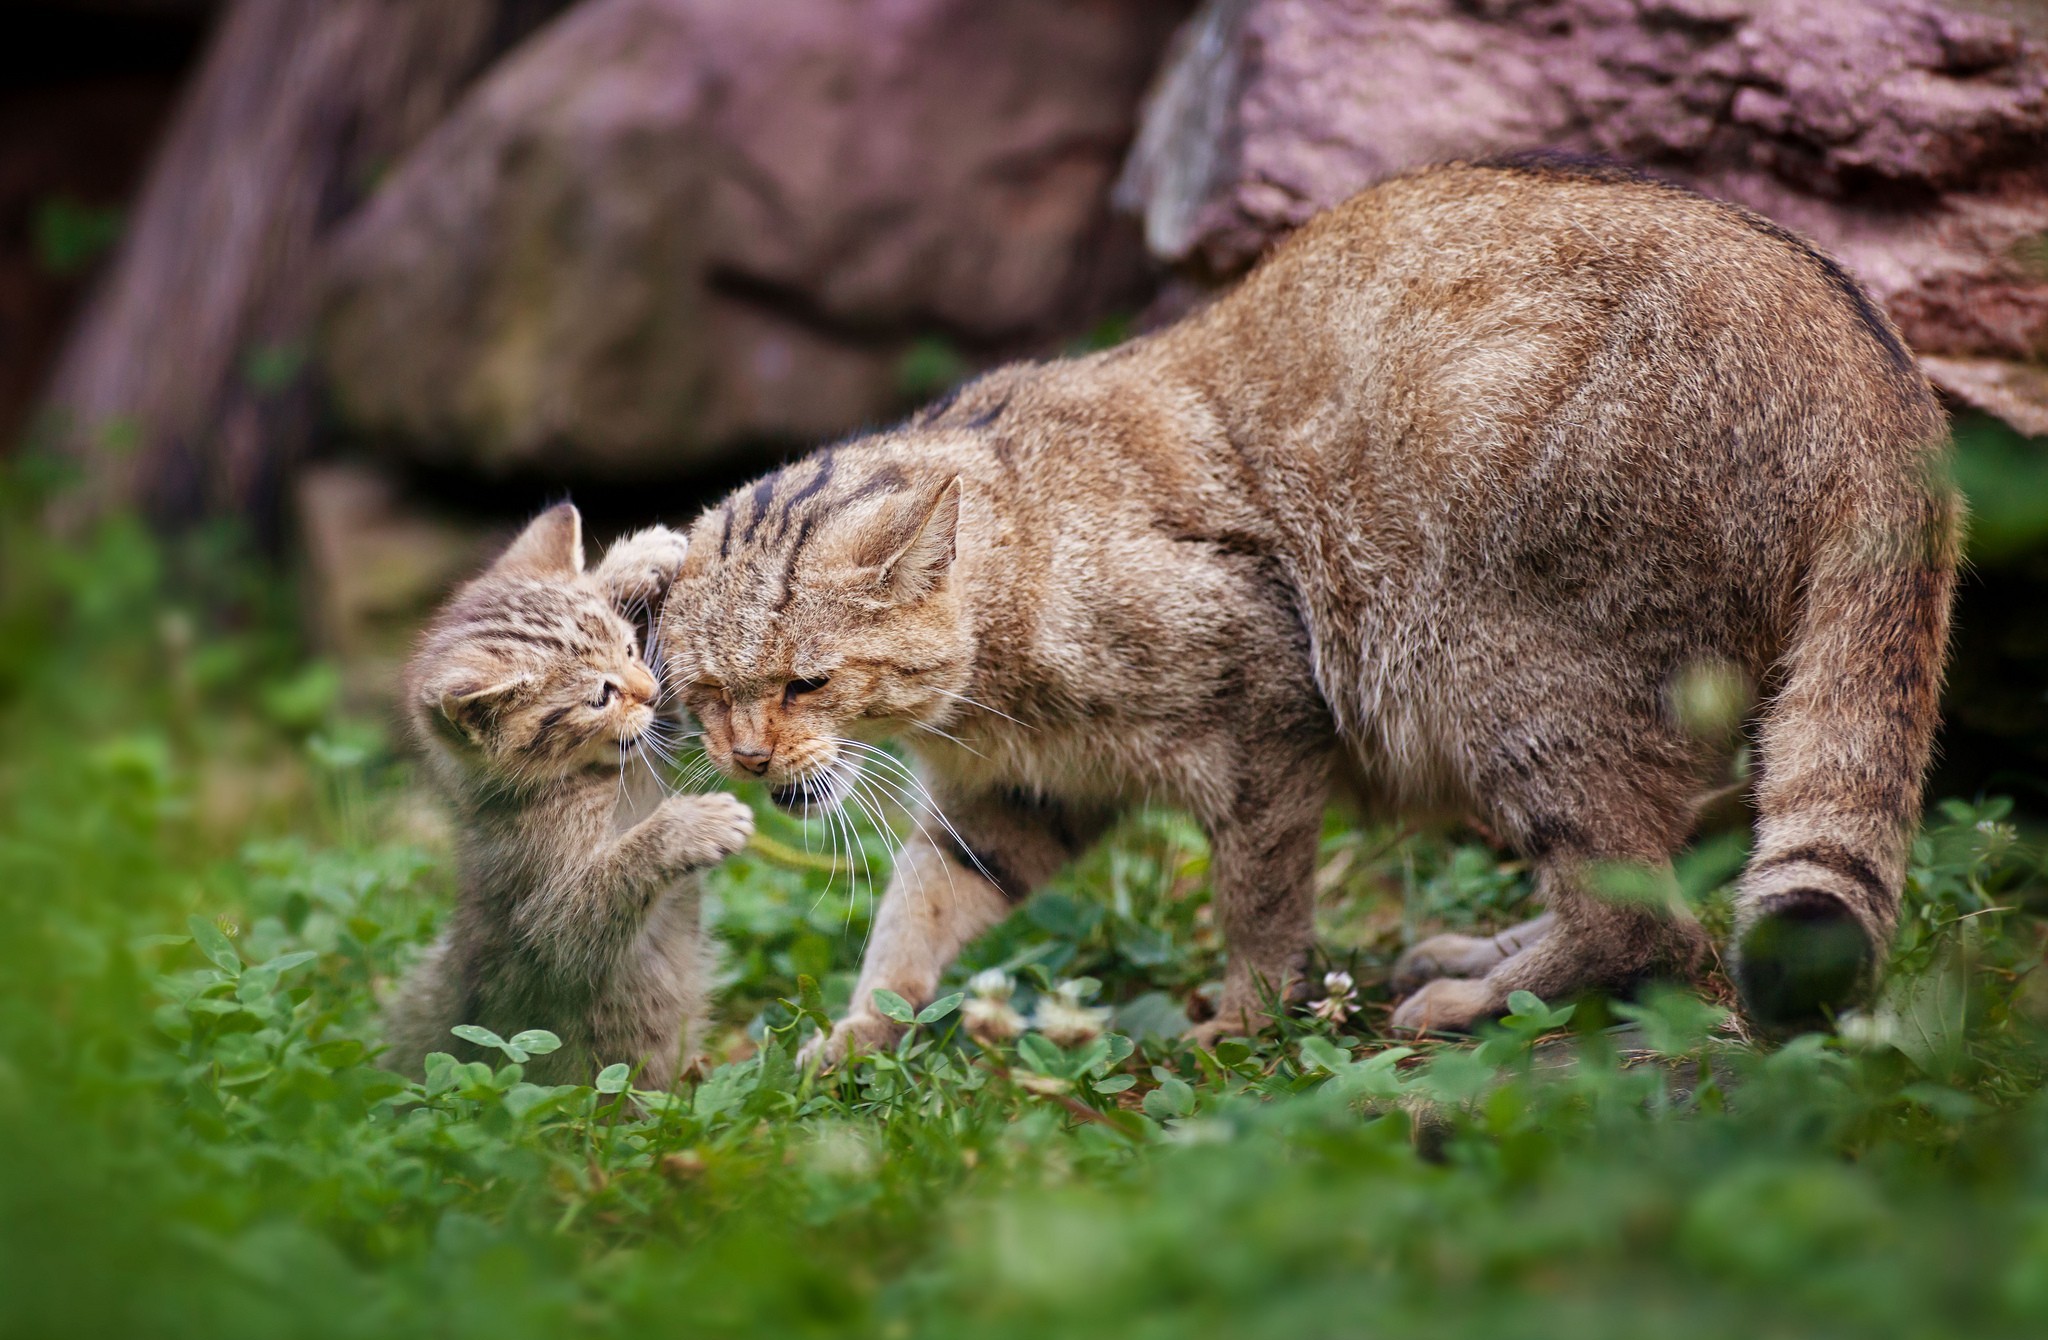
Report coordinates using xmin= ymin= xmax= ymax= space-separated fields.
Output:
xmin=591 ymin=680 xmax=619 ymax=709
xmin=785 ymin=676 xmax=830 ymax=700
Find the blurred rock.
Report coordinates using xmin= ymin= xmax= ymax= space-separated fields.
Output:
xmin=1119 ymin=0 xmax=2048 ymax=434
xmin=35 ymin=0 xmax=575 ymax=533
xmin=295 ymin=460 xmax=507 ymax=709
xmin=322 ymin=0 xmax=1187 ymax=479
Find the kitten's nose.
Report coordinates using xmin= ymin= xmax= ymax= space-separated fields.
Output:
xmin=731 ymin=744 xmax=772 ymax=775
xmin=623 ymin=664 xmax=658 ymax=703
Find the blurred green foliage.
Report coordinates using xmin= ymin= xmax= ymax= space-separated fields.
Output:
xmin=1952 ymin=416 xmax=2048 ymax=562
xmin=32 ymin=195 xmax=124 ymax=277
xmin=3 ymin=454 xmax=2048 ymax=1340
xmin=895 ymin=337 xmax=970 ymax=402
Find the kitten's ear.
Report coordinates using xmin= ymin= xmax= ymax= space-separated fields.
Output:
xmin=434 ymin=678 xmax=526 ymax=745
xmin=877 ymin=477 xmax=961 ymax=602
xmin=494 ymin=503 xmax=584 ymax=578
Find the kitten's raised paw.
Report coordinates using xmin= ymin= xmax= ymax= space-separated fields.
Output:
xmin=598 ymin=526 xmax=690 ymax=609
xmin=659 ymin=792 xmax=754 ymax=870
xmin=1390 ymin=977 xmax=1502 ymax=1034
xmin=797 ymin=1012 xmax=902 ymax=1070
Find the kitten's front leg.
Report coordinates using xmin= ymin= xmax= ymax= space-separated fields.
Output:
xmin=513 ymin=794 xmax=752 ymax=977
xmin=635 ymin=792 xmax=754 ymax=878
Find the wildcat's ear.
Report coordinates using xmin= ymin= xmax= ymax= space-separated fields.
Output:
xmin=494 ymin=503 xmax=584 ymax=579
xmin=434 ymin=678 xmax=527 ymax=745
xmin=877 ymin=476 xmax=961 ymax=602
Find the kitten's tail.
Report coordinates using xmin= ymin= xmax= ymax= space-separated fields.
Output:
xmin=1732 ymin=474 xmax=1961 ymax=1030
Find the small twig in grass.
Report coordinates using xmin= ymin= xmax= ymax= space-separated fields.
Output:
xmin=970 ymin=1054 xmax=1127 ymax=1133
xmin=746 ymin=829 xmax=853 ymax=877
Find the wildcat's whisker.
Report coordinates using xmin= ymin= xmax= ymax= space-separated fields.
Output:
xmin=927 ymin=686 xmax=1032 ymax=730
xmin=908 ymin=719 xmax=985 ymax=758
xmin=840 ymin=766 xmax=906 ymax=906
xmin=848 ymin=767 xmax=948 ymax=928
xmin=831 ymin=738 xmax=1001 ymax=897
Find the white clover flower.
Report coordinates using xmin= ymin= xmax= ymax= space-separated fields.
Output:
xmin=806 ymin=1125 xmax=876 ymax=1180
xmin=1976 ymin=819 xmax=2018 ymax=856
xmin=1032 ymin=981 xmax=1111 ymax=1049
xmin=1838 ymin=1009 xmax=1900 ymax=1052
xmin=1016 ymin=1072 xmax=1072 ymax=1096
xmin=969 ymin=968 xmax=1016 ymax=1001
xmin=1309 ymin=969 xmax=1359 ymax=1025
xmin=962 ymin=996 xmax=1027 ymax=1045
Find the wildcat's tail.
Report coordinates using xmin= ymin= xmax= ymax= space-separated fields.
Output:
xmin=1732 ymin=475 xmax=1961 ymax=1030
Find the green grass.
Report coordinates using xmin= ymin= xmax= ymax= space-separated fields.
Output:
xmin=4 ymin=464 xmax=2048 ymax=1340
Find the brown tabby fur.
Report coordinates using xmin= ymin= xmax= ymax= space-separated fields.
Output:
xmin=384 ymin=505 xmax=753 ymax=1087
xmin=660 ymin=156 xmax=1959 ymax=1055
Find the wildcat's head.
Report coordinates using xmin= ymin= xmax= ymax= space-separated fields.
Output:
xmin=406 ymin=504 xmax=660 ymax=792
xmin=660 ymin=448 xmax=975 ymax=814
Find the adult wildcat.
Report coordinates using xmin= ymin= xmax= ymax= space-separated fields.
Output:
xmin=384 ymin=504 xmax=753 ymax=1087
xmin=659 ymin=156 xmax=1958 ymax=1057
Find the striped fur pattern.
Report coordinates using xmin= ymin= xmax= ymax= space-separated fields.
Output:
xmin=384 ymin=504 xmax=752 ymax=1087
xmin=660 ymin=157 xmax=1959 ymax=1051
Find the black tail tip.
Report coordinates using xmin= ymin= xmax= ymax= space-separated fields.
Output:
xmin=1735 ymin=890 xmax=1877 ymax=1033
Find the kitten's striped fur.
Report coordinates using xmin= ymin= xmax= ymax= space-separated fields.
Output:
xmin=383 ymin=505 xmax=752 ymax=1087
xmin=662 ymin=157 xmax=1959 ymax=1051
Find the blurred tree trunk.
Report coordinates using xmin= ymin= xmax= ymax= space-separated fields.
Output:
xmin=36 ymin=0 xmax=571 ymax=539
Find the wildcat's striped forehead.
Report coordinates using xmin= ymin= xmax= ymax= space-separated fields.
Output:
xmin=697 ymin=450 xmax=915 ymax=591
xmin=667 ymin=436 xmax=967 ymax=686
xmin=655 ymin=429 xmax=979 ymax=803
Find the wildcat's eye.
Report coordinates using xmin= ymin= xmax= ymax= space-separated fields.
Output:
xmin=785 ymin=676 xmax=830 ymax=700
xmin=591 ymin=680 xmax=619 ymax=708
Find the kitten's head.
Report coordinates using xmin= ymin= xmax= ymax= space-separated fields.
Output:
xmin=406 ymin=504 xmax=661 ymax=791
xmin=660 ymin=449 xmax=974 ymax=813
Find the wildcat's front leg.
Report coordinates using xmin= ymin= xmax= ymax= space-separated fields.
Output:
xmin=802 ymin=790 xmax=1110 ymax=1068
xmin=803 ymin=836 xmax=1014 ymax=1066
xmin=1191 ymin=757 xmax=1329 ymax=1046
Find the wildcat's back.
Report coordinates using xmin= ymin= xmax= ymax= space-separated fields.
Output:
xmin=1156 ymin=158 xmax=1957 ymax=1023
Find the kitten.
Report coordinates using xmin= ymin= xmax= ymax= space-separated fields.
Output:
xmin=659 ymin=156 xmax=1958 ymax=1055
xmin=383 ymin=503 xmax=753 ymax=1088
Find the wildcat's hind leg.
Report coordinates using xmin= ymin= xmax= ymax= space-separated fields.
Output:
xmin=1391 ymin=679 xmax=1712 ymax=1033
xmin=1391 ymin=866 xmax=1707 ymax=1032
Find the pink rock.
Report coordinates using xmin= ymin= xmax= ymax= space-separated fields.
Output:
xmin=323 ymin=0 xmax=1183 ymax=478
xmin=1119 ymin=0 xmax=2048 ymax=433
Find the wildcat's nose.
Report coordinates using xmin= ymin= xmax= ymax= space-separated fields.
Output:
xmin=623 ymin=664 xmax=658 ymax=703
xmin=731 ymin=744 xmax=772 ymax=775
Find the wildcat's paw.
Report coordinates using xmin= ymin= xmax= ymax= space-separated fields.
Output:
xmin=1391 ymin=932 xmax=1511 ymax=994
xmin=598 ymin=526 xmax=689 ymax=610
xmin=1390 ymin=977 xmax=1502 ymax=1034
xmin=797 ymin=1012 xmax=903 ymax=1070
xmin=658 ymin=792 xmax=754 ymax=871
